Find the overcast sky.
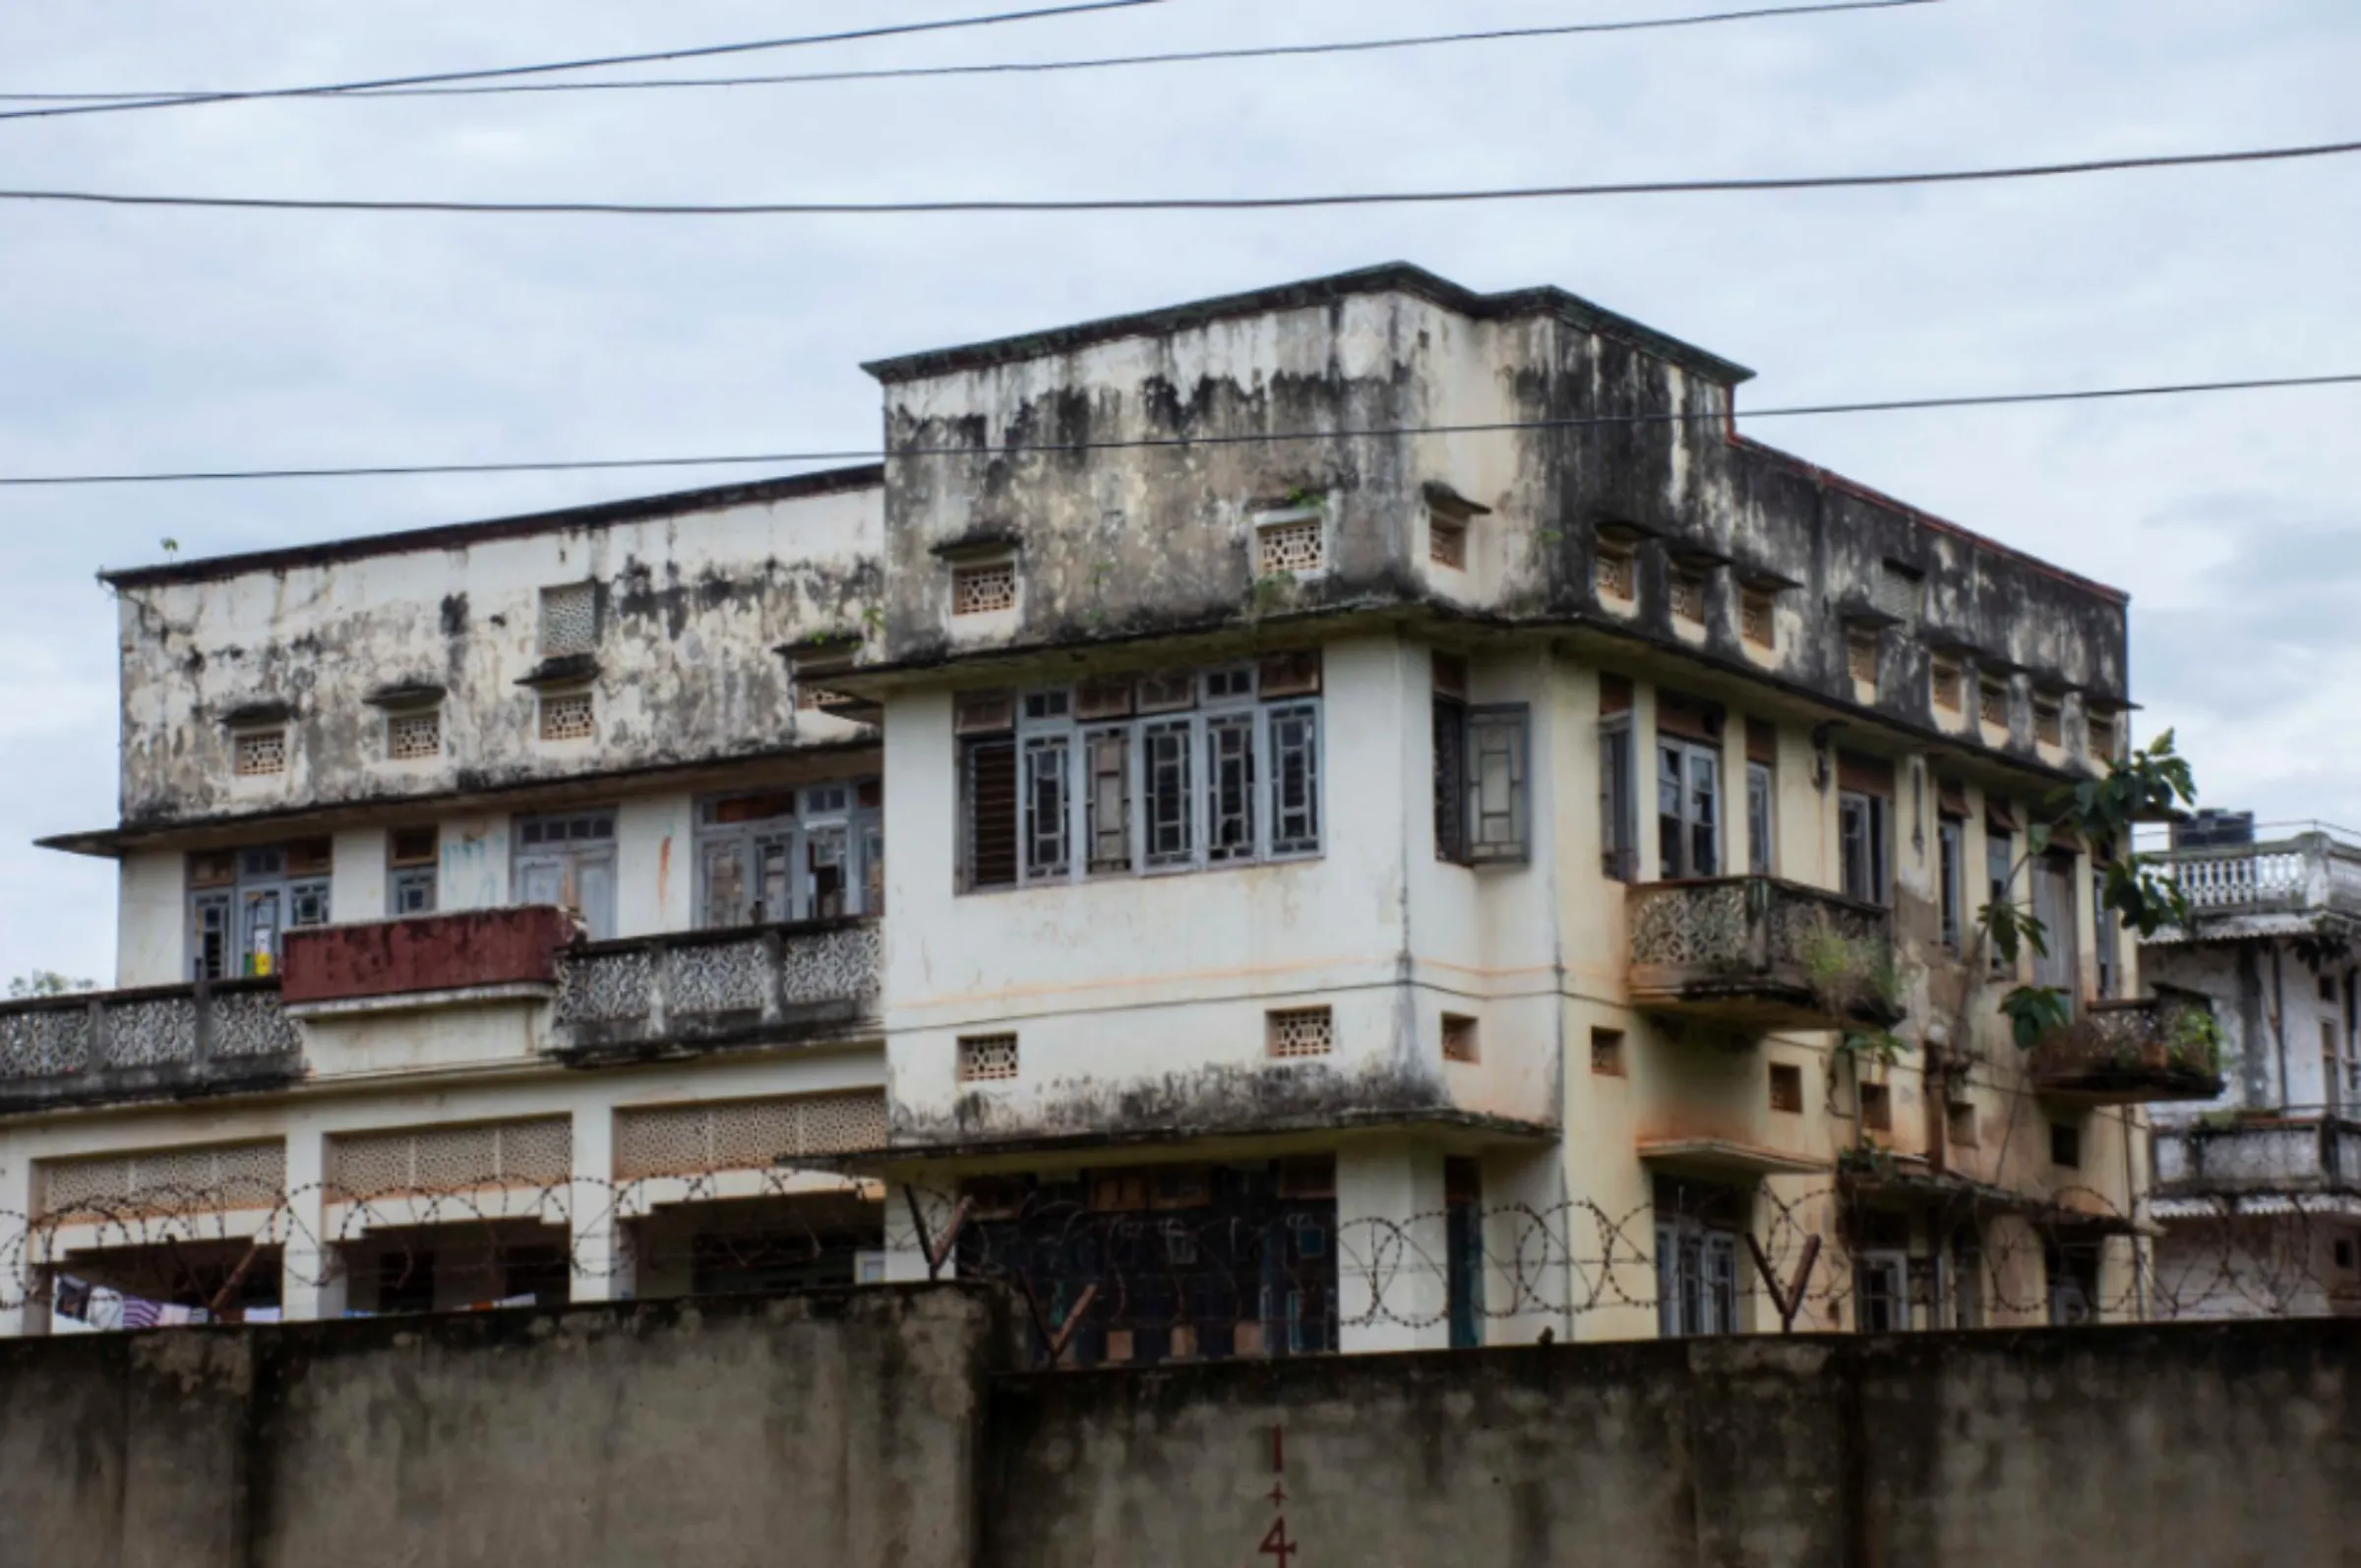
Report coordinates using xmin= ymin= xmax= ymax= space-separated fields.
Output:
xmin=3 ymin=0 xmax=2354 ymax=983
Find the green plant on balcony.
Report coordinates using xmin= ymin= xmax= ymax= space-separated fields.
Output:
xmin=1798 ymin=923 xmax=1906 ymax=1063
xmin=2165 ymin=1000 xmax=2224 ymax=1076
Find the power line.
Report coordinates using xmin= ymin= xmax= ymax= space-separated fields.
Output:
xmin=3 ymin=135 xmax=2351 ymax=218
xmin=0 ymin=0 xmax=1180 ymax=125
xmin=0 ymin=1 xmax=1941 ymax=105
xmin=5 ymin=371 xmax=2353 ymax=489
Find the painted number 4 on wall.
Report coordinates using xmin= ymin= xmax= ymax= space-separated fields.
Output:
xmin=1258 ymin=1424 xmax=1296 ymax=1565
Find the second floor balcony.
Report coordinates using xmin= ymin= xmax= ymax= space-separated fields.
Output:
xmin=2152 ymin=826 xmax=2361 ymax=939
xmin=550 ymin=917 xmax=883 ymax=1064
xmin=0 ymin=980 xmax=303 ymax=1114
xmin=1626 ymin=876 xmax=1900 ymax=1034
xmin=2029 ymin=991 xmax=2225 ymax=1106
xmin=2154 ymin=1110 xmax=2361 ymax=1204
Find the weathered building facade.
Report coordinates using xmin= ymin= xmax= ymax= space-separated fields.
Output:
xmin=0 ymin=265 xmax=2194 ymax=1351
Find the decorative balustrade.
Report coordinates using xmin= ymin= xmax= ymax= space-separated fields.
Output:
xmin=0 ymin=980 xmax=303 ymax=1113
xmin=1626 ymin=876 xmax=1899 ymax=1033
xmin=2029 ymin=990 xmax=2224 ymax=1105
xmin=2153 ymin=831 xmax=2361 ymax=928
xmin=2154 ymin=1110 xmax=2361 ymax=1199
xmin=551 ymin=918 xmax=881 ymax=1061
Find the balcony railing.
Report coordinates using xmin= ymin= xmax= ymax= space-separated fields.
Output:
xmin=2151 ymin=829 xmax=2361 ymax=932
xmin=550 ymin=917 xmax=881 ymax=1062
xmin=281 ymin=905 xmax=576 ymax=1012
xmin=2029 ymin=990 xmax=2225 ymax=1105
xmin=0 ymin=980 xmax=303 ymax=1113
xmin=2153 ymin=1109 xmax=2361 ymax=1200
xmin=1626 ymin=876 xmax=1899 ymax=1033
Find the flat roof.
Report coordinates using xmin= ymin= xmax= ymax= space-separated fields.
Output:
xmin=861 ymin=261 xmax=1757 ymax=389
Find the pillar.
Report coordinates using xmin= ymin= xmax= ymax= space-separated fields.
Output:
xmin=280 ymin=1127 xmax=344 ymax=1321
xmin=569 ymin=1104 xmax=636 ymax=1301
xmin=1336 ymin=1143 xmax=1450 ymax=1353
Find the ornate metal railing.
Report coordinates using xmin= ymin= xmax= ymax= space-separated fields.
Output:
xmin=2154 ymin=1109 xmax=2361 ymax=1198
xmin=2029 ymin=990 xmax=2224 ymax=1105
xmin=2152 ymin=831 xmax=2361 ymax=927
xmin=0 ymin=979 xmax=303 ymax=1112
xmin=1626 ymin=876 xmax=1897 ymax=1032
xmin=551 ymin=918 xmax=881 ymax=1060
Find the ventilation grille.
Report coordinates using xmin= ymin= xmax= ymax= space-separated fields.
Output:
xmin=1931 ymin=662 xmax=1964 ymax=713
xmin=1428 ymin=515 xmax=1467 ymax=571
xmin=958 ymin=1033 xmax=1020 ymax=1083
xmin=1595 ymin=547 xmax=1635 ymax=601
xmin=951 ymin=563 xmax=1017 ymax=616
xmin=540 ymin=692 xmax=595 ymax=742
xmin=1267 ymin=1006 xmax=1335 ymax=1059
xmin=1846 ymin=633 xmax=1880 ymax=686
xmin=1668 ymin=570 xmax=1707 ymax=623
xmin=39 ymin=1142 xmax=286 ymax=1220
xmin=387 ymin=708 xmax=442 ymax=760
xmin=327 ymin=1118 xmax=572 ymax=1198
xmin=1256 ymin=516 xmax=1324 ymax=575
xmin=1740 ymin=590 xmax=1775 ymax=649
xmin=1441 ymin=1014 xmax=1480 ymax=1063
xmin=2034 ymin=701 xmax=2064 ymax=747
xmin=235 ymin=729 xmax=287 ymax=777
xmin=539 ymin=582 xmax=598 ymax=656
xmin=613 ymin=1092 xmax=887 ymax=1180
xmin=1979 ymin=682 xmax=2009 ymax=728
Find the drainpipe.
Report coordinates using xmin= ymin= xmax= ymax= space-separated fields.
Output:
xmin=2272 ymin=944 xmax=2290 ymax=1111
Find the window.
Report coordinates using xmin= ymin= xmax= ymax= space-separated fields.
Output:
xmin=538 ymin=691 xmax=595 ymax=743
xmin=1931 ymin=659 xmax=1964 ymax=713
xmin=1591 ymin=1028 xmax=1625 ymax=1077
xmin=958 ymin=1034 xmax=1020 ymax=1083
xmin=1657 ymin=738 xmax=1721 ymax=879
xmin=1986 ymin=825 xmax=2016 ymax=974
xmin=1746 ymin=760 xmax=1774 ymax=877
xmin=1978 ymin=680 xmax=2009 ymax=729
xmin=959 ymin=658 xmax=1323 ymax=891
xmin=2050 ymin=1121 xmax=2082 ymax=1169
xmin=234 ymin=728 xmax=287 ymax=778
xmin=538 ymin=581 xmax=599 ymax=657
xmin=2034 ymin=698 xmax=2064 ymax=748
xmin=386 ymin=707 xmax=442 ymax=761
xmin=1600 ymin=712 xmax=1638 ymax=882
xmin=1859 ymin=1081 xmax=1893 ymax=1133
xmin=1255 ymin=512 xmax=1325 ymax=576
xmin=1655 ymin=1179 xmax=1744 ymax=1339
xmin=951 ymin=561 xmax=1018 ymax=616
xmin=1668 ymin=565 xmax=1707 ymax=624
xmin=2338 ymin=1239 xmax=2357 ymax=1273
xmin=1441 ymin=1014 xmax=1480 ymax=1063
xmin=1846 ymin=630 xmax=1880 ymax=687
xmin=1740 ymin=587 xmax=1776 ymax=650
xmin=2093 ymin=869 xmax=2118 ymax=998
xmin=1267 ymin=1006 xmax=1335 ymax=1059
xmin=1945 ymin=1232 xmax=1985 ymax=1330
xmin=1427 ymin=509 xmax=1467 ymax=571
xmin=2089 ymin=710 xmax=2118 ymax=761
xmin=188 ymin=840 xmax=333 ymax=980
xmin=1437 ymin=699 xmax=1532 ymax=867
xmin=515 ymin=810 xmax=617 ymax=940
xmin=1596 ymin=541 xmax=1635 ymax=602
xmin=388 ymin=827 xmax=438 ymax=917
xmin=1874 ymin=561 xmax=1922 ymax=626
xmin=1855 ymin=1251 xmax=1909 ymax=1335
xmin=1769 ymin=1062 xmax=1803 ymax=1114
xmin=1947 ymin=1101 xmax=1979 ymax=1149
xmin=1839 ymin=791 xmax=1888 ymax=906
xmin=1938 ymin=816 xmax=1966 ymax=949
xmin=696 ymin=785 xmax=881 ymax=927
xmin=1432 ymin=688 xmax=1468 ymax=865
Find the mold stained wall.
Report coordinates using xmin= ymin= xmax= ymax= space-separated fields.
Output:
xmin=111 ymin=484 xmax=884 ymax=830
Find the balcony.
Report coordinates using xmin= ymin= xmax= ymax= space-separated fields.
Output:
xmin=1626 ymin=876 xmax=1900 ymax=1033
xmin=280 ymin=906 xmax=576 ymax=1015
xmin=549 ymin=917 xmax=881 ymax=1064
xmin=2153 ymin=1110 xmax=2361 ymax=1205
xmin=2152 ymin=827 xmax=2361 ymax=940
xmin=0 ymin=980 xmax=303 ymax=1114
xmin=2028 ymin=991 xmax=2225 ymax=1105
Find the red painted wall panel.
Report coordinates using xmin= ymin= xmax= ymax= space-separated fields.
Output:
xmin=279 ymin=906 xmax=574 ymax=1004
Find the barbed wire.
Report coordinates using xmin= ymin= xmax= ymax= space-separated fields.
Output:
xmin=5 ymin=1171 xmax=2348 ymax=1348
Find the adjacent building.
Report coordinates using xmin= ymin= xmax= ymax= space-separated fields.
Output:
xmin=0 ymin=264 xmax=2207 ymax=1354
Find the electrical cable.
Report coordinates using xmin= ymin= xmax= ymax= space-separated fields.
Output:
xmin=2 ymin=134 xmax=2350 ymax=217
xmin=4 ymin=370 xmax=2353 ymax=488
xmin=0 ymin=0 xmax=1182 ymax=125
xmin=0 ymin=1 xmax=1940 ymax=105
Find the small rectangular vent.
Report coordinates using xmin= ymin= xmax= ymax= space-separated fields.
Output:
xmin=539 ymin=582 xmax=599 ymax=657
xmin=387 ymin=708 xmax=442 ymax=760
xmin=539 ymin=692 xmax=595 ymax=743
xmin=1979 ymin=681 xmax=2010 ymax=729
xmin=958 ymin=1033 xmax=1020 ymax=1083
xmin=952 ymin=562 xmax=1018 ymax=616
xmin=1596 ymin=545 xmax=1635 ymax=601
xmin=1740 ymin=588 xmax=1776 ymax=648
xmin=235 ymin=729 xmax=287 ymax=777
xmin=1267 ymin=1006 xmax=1335 ymax=1059
xmin=1256 ymin=515 xmax=1325 ymax=576
xmin=1428 ymin=513 xmax=1467 ymax=571
xmin=1441 ymin=1013 xmax=1480 ymax=1063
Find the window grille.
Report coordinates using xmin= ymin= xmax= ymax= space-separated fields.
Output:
xmin=1464 ymin=706 xmax=1529 ymax=863
xmin=1931 ymin=660 xmax=1964 ymax=712
xmin=1432 ymin=694 xmax=1469 ymax=864
xmin=1022 ymin=735 xmax=1072 ymax=881
xmin=327 ymin=1118 xmax=572 ymax=1198
xmin=1979 ymin=681 xmax=2010 ymax=729
xmin=235 ymin=728 xmax=287 ymax=777
xmin=951 ymin=561 xmax=1018 ymax=616
xmin=1740 ymin=587 xmax=1776 ymax=648
xmin=2088 ymin=711 xmax=2117 ymax=761
xmin=1256 ymin=514 xmax=1325 ymax=576
xmin=387 ymin=708 xmax=442 ymax=760
xmin=1846 ymin=631 xmax=1880 ymax=686
xmin=1142 ymin=719 xmax=1195 ymax=868
xmin=1658 ymin=737 xmax=1722 ymax=879
xmin=2034 ymin=699 xmax=2064 ymax=747
xmin=958 ymin=1033 xmax=1020 ymax=1083
xmin=1596 ymin=545 xmax=1635 ymax=601
xmin=538 ymin=582 xmax=599 ymax=657
xmin=1591 ymin=1028 xmax=1625 ymax=1077
xmin=793 ymin=658 xmax=857 ymax=711
xmin=1428 ymin=513 xmax=1467 ymax=571
xmin=1441 ymin=1013 xmax=1480 ymax=1063
xmin=1874 ymin=562 xmax=1922 ymax=626
xmin=539 ymin=692 xmax=595 ymax=742
xmin=1769 ymin=1062 xmax=1804 ymax=1114
xmin=1268 ymin=704 xmax=1321 ymax=856
xmin=613 ymin=1092 xmax=888 ymax=1180
xmin=38 ymin=1141 xmax=286 ymax=1220
xmin=1668 ymin=567 xmax=1707 ymax=623
xmin=1266 ymin=1006 xmax=1334 ymax=1059
xmin=1747 ymin=759 xmax=1775 ymax=876
xmin=1206 ymin=713 xmax=1257 ymax=864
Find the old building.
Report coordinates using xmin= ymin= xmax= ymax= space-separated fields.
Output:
xmin=2141 ymin=813 xmax=2361 ymax=1318
xmin=0 ymin=264 xmax=2201 ymax=1350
